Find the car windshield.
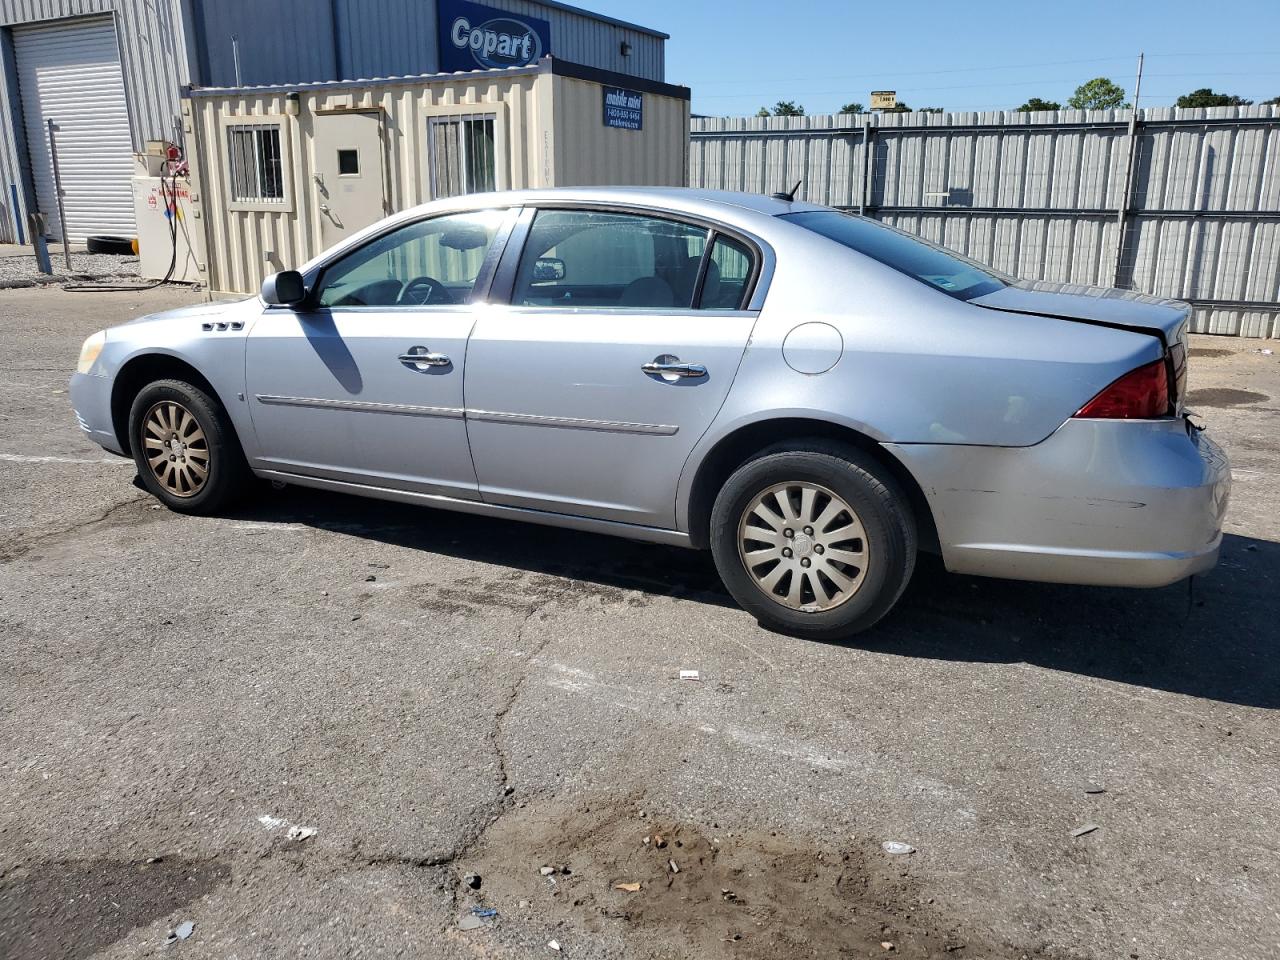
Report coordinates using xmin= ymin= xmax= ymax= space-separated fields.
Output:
xmin=781 ymin=210 xmax=1006 ymax=301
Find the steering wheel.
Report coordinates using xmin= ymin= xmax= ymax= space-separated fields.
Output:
xmin=399 ymin=275 xmax=455 ymax=306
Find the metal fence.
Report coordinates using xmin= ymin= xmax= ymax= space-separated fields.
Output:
xmin=690 ymin=106 xmax=1280 ymax=338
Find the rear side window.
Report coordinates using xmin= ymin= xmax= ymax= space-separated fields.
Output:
xmin=513 ymin=210 xmax=709 ymax=309
xmin=781 ymin=210 xmax=1005 ymax=301
xmin=699 ymin=235 xmax=753 ymax=310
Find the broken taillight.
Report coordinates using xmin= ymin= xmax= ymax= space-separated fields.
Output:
xmin=1073 ymin=358 xmax=1171 ymax=419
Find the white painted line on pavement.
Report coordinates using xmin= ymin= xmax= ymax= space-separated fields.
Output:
xmin=0 ymin=453 xmax=131 ymax=465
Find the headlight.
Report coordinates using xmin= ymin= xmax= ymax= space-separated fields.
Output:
xmin=76 ymin=331 xmax=106 ymax=375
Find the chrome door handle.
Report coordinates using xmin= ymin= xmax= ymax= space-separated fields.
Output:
xmin=399 ymin=350 xmax=451 ymax=367
xmin=642 ymin=357 xmax=707 ymax=378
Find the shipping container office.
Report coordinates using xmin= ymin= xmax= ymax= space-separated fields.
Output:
xmin=183 ymin=58 xmax=691 ymax=296
xmin=0 ymin=0 xmax=668 ymax=244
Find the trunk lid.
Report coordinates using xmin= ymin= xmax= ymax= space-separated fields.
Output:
xmin=973 ymin=281 xmax=1190 ymax=411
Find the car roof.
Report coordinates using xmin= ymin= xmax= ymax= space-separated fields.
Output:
xmin=401 ymin=186 xmax=829 ymax=223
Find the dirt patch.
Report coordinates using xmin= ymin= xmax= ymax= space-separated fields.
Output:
xmin=461 ymin=799 xmax=1028 ymax=959
xmin=0 ymin=857 xmax=229 ymax=960
xmin=409 ymin=570 xmax=651 ymax=617
xmin=1189 ymin=347 xmax=1233 ymax=359
xmin=1185 ymin=387 xmax=1269 ymax=407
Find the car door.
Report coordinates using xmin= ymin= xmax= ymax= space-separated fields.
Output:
xmin=464 ymin=206 xmax=763 ymax=529
xmin=245 ymin=207 xmax=513 ymax=498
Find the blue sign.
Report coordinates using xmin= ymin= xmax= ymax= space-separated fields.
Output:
xmin=603 ymin=86 xmax=643 ymax=130
xmin=438 ymin=0 xmax=551 ymax=72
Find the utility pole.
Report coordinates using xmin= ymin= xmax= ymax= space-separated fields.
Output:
xmin=1113 ymin=52 xmax=1145 ymax=287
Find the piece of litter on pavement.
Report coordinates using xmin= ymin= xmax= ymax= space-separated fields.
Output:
xmin=458 ymin=914 xmax=484 ymax=931
xmin=1083 ymin=784 xmax=1106 ymax=794
xmin=614 ymin=882 xmax=641 ymax=892
xmin=471 ymin=907 xmax=498 ymax=918
xmin=881 ymin=941 xmax=896 ymax=951
xmin=174 ymin=921 xmax=194 ymax=940
xmin=257 ymin=815 xmax=287 ymax=831
xmin=679 ymin=670 xmax=700 ymax=681
xmin=539 ymin=865 xmax=556 ymax=876
xmin=1071 ymin=823 xmax=1100 ymax=837
xmin=668 ymin=858 xmax=679 ymax=873
xmin=881 ymin=841 xmax=915 ymax=856
xmin=463 ymin=873 xmax=482 ymax=890
xmin=547 ymin=940 xmax=561 ymax=952
xmin=287 ymin=825 xmax=316 ymax=841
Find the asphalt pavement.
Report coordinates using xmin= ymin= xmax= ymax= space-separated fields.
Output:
xmin=1 ymin=285 xmax=1278 ymax=960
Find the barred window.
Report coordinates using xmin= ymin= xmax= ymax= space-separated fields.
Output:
xmin=227 ymin=123 xmax=285 ymax=203
xmin=428 ymin=114 xmax=496 ymax=199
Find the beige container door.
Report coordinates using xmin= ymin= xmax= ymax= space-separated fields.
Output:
xmin=312 ymin=111 xmax=386 ymax=246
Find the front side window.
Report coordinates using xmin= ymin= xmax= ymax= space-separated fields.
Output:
xmin=227 ymin=123 xmax=285 ymax=203
xmin=429 ymin=115 xmax=496 ymax=199
xmin=315 ymin=209 xmax=506 ymax=308
xmin=513 ymin=210 xmax=711 ymax=309
xmin=781 ymin=210 xmax=1005 ymax=301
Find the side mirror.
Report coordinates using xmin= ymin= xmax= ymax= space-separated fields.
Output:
xmin=261 ymin=270 xmax=306 ymax=306
xmin=532 ymin=257 xmax=566 ymax=282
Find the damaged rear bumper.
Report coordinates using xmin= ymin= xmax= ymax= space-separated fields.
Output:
xmin=886 ymin=417 xmax=1230 ymax=588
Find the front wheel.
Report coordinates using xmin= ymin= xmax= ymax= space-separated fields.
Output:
xmin=128 ymin=378 xmax=250 ymax=514
xmin=709 ymin=442 xmax=917 ymax=639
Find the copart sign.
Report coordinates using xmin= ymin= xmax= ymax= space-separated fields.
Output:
xmin=439 ymin=0 xmax=552 ymax=72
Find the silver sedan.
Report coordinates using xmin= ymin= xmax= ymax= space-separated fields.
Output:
xmin=69 ymin=188 xmax=1230 ymax=637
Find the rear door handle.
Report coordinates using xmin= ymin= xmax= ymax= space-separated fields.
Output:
xmin=399 ymin=348 xmax=451 ymax=367
xmin=642 ymin=355 xmax=707 ymax=378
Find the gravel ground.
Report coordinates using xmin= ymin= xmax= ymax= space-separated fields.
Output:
xmin=1 ymin=286 xmax=1279 ymax=960
xmin=0 ymin=252 xmax=141 ymax=288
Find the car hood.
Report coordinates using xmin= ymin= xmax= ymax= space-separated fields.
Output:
xmin=972 ymin=282 xmax=1189 ymax=345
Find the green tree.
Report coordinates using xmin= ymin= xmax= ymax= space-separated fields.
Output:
xmin=1265 ymin=95 xmax=1280 ymax=105
xmin=881 ymin=101 xmax=911 ymax=113
xmin=1067 ymin=77 xmax=1128 ymax=110
xmin=1017 ymin=97 xmax=1062 ymax=112
xmin=839 ymin=102 xmax=864 ymax=114
xmin=1176 ymin=88 xmax=1253 ymax=107
xmin=918 ymin=106 xmax=944 ymax=114
xmin=771 ymin=100 xmax=806 ymax=116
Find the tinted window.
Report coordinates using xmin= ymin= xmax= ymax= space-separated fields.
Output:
xmin=316 ymin=209 xmax=505 ymax=307
xmin=698 ymin=234 xmax=753 ymax=309
xmin=781 ymin=211 xmax=1005 ymax=301
xmin=514 ymin=210 xmax=709 ymax=309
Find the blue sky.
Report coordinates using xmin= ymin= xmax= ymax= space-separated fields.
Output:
xmin=585 ymin=0 xmax=1280 ymax=115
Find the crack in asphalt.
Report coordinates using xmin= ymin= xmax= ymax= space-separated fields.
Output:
xmin=0 ymin=494 xmax=148 ymax=563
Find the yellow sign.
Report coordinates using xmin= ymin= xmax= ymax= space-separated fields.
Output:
xmin=870 ymin=90 xmax=897 ymax=110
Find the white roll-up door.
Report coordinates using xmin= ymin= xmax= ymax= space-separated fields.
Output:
xmin=14 ymin=16 xmax=137 ymax=242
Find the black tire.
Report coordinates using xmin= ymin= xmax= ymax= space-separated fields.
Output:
xmin=709 ymin=441 xmax=917 ymax=639
xmin=86 ymin=235 xmax=136 ymax=256
xmin=128 ymin=378 xmax=250 ymax=514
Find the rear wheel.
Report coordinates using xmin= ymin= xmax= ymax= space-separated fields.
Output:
xmin=710 ymin=441 xmax=916 ymax=639
xmin=128 ymin=379 xmax=250 ymax=514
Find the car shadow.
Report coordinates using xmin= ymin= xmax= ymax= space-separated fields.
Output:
xmin=229 ymin=487 xmax=1279 ymax=710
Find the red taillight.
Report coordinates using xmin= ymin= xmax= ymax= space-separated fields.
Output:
xmin=1074 ymin=358 xmax=1170 ymax=419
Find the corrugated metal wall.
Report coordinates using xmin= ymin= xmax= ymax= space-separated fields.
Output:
xmin=0 ymin=0 xmax=189 ymax=241
xmin=551 ymin=74 xmax=687 ymax=188
xmin=189 ymin=0 xmax=663 ymax=87
xmin=487 ymin=0 xmax=663 ymax=80
xmin=691 ymin=106 xmax=1280 ymax=338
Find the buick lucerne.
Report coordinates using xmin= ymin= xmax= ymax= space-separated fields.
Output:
xmin=70 ymin=188 xmax=1230 ymax=637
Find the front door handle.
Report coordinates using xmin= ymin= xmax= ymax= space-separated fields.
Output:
xmin=399 ymin=348 xmax=451 ymax=368
xmin=642 ymin=355 xmax=707 ymax=378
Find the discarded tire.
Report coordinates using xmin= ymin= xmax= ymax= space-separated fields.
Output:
xmin=86 ymin=235 xmax=136 ymax=255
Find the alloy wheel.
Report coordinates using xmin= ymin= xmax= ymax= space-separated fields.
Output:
xmin=141 ymin=400 xmax=210 ymax=498
xmin=737 ymin=481 xmax=869 ymax=611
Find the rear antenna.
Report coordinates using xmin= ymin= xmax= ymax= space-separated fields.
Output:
xmin=770 ymin=180 xmax=802 ymax=202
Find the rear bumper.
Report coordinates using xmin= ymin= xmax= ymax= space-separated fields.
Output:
xmin=886 ymin=417 xmax=1230 ymax=588
xmin=69 ymin=372 xmax=126 ymax=456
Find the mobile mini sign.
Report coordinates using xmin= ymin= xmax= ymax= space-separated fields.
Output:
xmin=603 ymin=87 xmax=643 ymax=130
xmin=439 ymin=0 xmax=551 ymax=72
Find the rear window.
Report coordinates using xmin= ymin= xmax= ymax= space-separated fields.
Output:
xmin=781 ymin=211 xmax=1006 ymax=301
